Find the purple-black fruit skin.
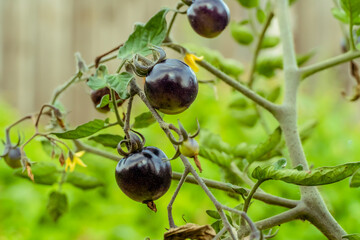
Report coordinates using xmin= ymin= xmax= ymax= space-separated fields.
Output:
xmin=115 ymin=147 xmax=172 ymax=203
xmin=144 ymin=59 xmax=198 ymax=115
xmin=187 ymin=0 xmax=230 ymax=38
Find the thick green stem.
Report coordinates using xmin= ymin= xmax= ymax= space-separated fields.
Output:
xmin=276 ymin=0 xmax=347 ymax=239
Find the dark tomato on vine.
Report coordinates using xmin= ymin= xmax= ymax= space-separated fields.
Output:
xmin=90 ymin=87 xmax=124 ymax=113
xmin=187 ymin=0 xmax=230 ymax=38
xmin=2 ymin=147 xmax=22 ymax=169
xmin=144 ymin=59 xmax=198 ymax=115
xmin=115 ymin=147 xmax=172 ymax=204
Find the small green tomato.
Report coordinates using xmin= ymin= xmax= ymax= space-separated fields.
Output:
xmin=179 ymin=138 xmax=202 ymax=172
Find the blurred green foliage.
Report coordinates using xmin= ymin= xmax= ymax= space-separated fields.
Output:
xmin=1 ymin=64 xmax=360 ymax=240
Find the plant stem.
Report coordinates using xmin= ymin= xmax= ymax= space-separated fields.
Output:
xmin=230 ymin=161 xmax=264 ymax=192
xmin=73 ymin=140 xmax=121 ymax=161
xmin=167 ymin=167 xmax=190 ymax=228
xmin=171 ymin=172 xmax=298 ymax=209
xmin=58 ymin=170 xmax=67 ymax=192
xmin=116 ymin=60 xmax=126 ymax=73
xmin=222 ymin=205 xmax=260 ymax=239
xmin=179 ymin=156 xmax=237 ymax=240
xmin=130 ymin=79 xmax=239 ymax=239
xmin=51 ymin=72 xmax=82 ymax=105
xmin=276 ymin=0 xmax=347 ymax=239
xmin=243 ymin=180 xmax=264 ymax=213
xmin=349 ymin=11 xmax=355 ymax=51
xmin=70 ymin=139 xmax=299 ymax=210
xmin=248 ymin=12 xmax=274 ymax=88
xmin=238 ymin=206 xmax=304 ymax=238
xmin=213 ymin=227 xmax=227 ymax=240
xmin=123 ymin=96 xmax=133 ymax=139
xmin=164 ymin=43 xmax=279 ymax=114
xmin=166 ymin=3 xmax=184 ymax=40
xmin=5 ymin=115 xmax=32 ymax=143
xmin=110 ymin=89 xmax=124 ymax=128
xmin=301 ymin=50 xmax=360 ymax=79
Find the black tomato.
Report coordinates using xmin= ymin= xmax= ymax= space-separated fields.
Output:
xmin=187 ymin=0 xmax=230 ymax=38
xmin=115 ymin=147 xmax=172 ymax=204
xmin=90 ymin=87 xmax=124 ymax=113
xmin=144 ymin=59 xmax=198 ymax=115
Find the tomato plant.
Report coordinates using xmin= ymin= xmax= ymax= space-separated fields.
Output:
xmin=2 ymin=0 xmax=360 ymax=239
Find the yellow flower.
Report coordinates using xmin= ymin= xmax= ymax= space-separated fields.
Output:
xmin=65 ymin=151 xmax=87 ymax=172
xmin=184 ymin=53 xmax=204 ymax=72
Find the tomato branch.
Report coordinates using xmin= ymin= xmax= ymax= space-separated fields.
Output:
xmin=300 ymin=50 xmax=360 ymax=79
xmin=163 ymin=42 xmax=279 ymax=114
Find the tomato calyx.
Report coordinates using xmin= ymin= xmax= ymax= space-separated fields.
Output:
xmin=168 ymin=119 xmax=202 ymax=172
xmin=117 ymin=130 xmax=146 ymax=156
xmin=128 ymin=46 xmax=167 ymax=77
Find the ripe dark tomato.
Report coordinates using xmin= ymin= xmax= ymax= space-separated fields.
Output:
xmin=90 ymin=87 xmax=124 ymax=113
xmin=115 ymin=147 xmax=172 ymax=206
xmin=3 ymin=147 xmax=22 ymax=169
xmin=144 ymin=59 xmax=198 ymax=114
xmin=187 ymin=0 xmax=230 ymax=38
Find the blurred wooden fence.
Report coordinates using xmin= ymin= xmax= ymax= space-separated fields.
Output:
xmin=0 ymin=0 xmax=341 ymax=124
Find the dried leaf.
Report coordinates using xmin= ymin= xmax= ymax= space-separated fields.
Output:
xmin=26 ymin=162 xmax=34 ymax=182
xmin=59 ymin=153 xmax=65 ymax=166
xmin=164 ymin=223 xmax=216 ymax=240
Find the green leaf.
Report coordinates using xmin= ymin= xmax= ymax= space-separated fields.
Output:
xmin=66 ymin=171 xmax=104 ymax=190
xmin=343 ymin=234 xmax=360 ymax=240
xmin=237 ymin=0 xmax=259 ymax=8
xmin=88 ymin=134 xmax=123 ymax=148
xmin=229 ymin=184 xmax=249 ymax=196
xmin=206 ymin=210 xmax=221 ymax=219
xmin=39 ymin=138 xmax=62 ymax=158
xmin=118 ymin=9 xmax=169 ymax=60
xmin=266 ymin=86 xmax=281 ymax=102
xmin=256 ymin=52 xmax=314 ymax=78
xmin=14 ymin=162 xmax=60 ymax=185
xmin=184 ymin=43 xmax=244 ymax=79
xmin=47 ymin=191 xmax=68 ymax=222
xmin=256 ymin=8 xmax=266 ymax=23
xmin=132 ymin=112 xmax=157 ymax=129
xmin=211 ymin=220 xmax=221 ymax=233
xmin=293 ymin=164 xmax=304 ymax=171
xmin=261 ymin=36 xmax=280 ymax=49
xmin=230 ymin=22 xmax=254 ymax=45
xmin=299 ymin=120 xmax=318 ymax=142
xmin=200 ymin=131 xmax=233 ymax=154
xmin=233 ymin=110 xmax=258 ymax=127
xmin=350 ymin=168 xmax=360 ymax=187
xmin=87 ymin=65 xmax=108 ymax=90
xmin=274 ymin=158 xmax=287 ymax=170
xmin=220 ymin=59 xmax=244 ymax=78
xmin=199 ymin=147 xmax=232 ymax=168
xmin=96 ymin=94 xmax=110 ymax=108
xmin=52 ymin=119 xmax=106 ymax=139
xmin=340 ymin=0 xmax=360 ymax=22
xmin=232 ymin=143 xmax=249 ymax=158
xmin=332 ymin=8 xmax=350 ymax=24
xmin=106 ymin=72 xmax=133 ymax=99
xmin=247 ymin=127 xmax=282 ymax=163
xmin=229 ymin=95 xmax=248 ymax=109
xmin=252 ymin=162 xmax=360 ymax=185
